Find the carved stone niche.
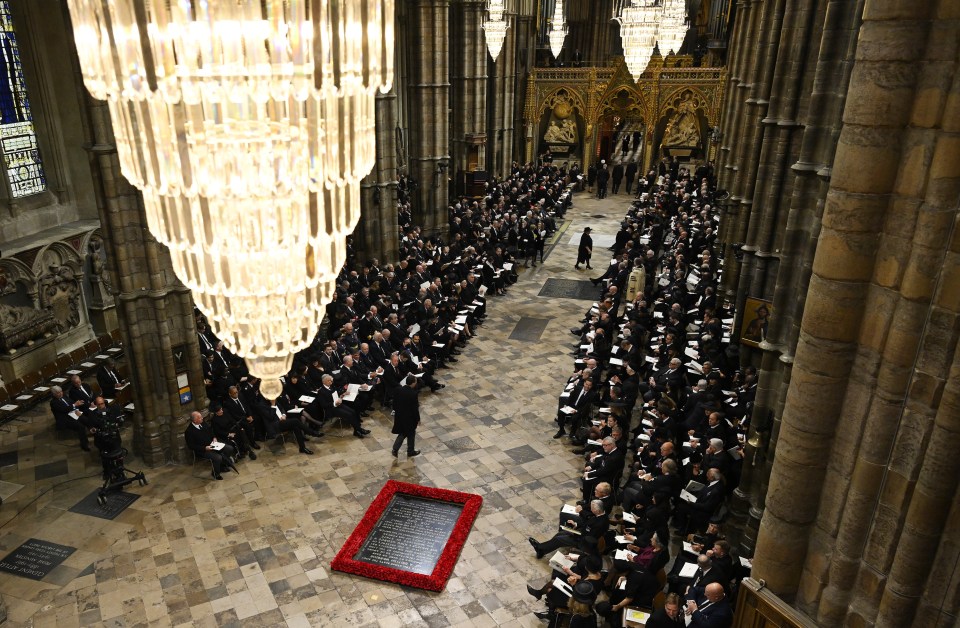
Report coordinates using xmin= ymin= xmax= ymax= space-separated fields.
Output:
xmin=0 ymin=262 xmax=59 ymax=383
xmin=83 ymin=231 xmax=118 ymax=334
xmin=34 ymin=243 xmax=93 ymax=356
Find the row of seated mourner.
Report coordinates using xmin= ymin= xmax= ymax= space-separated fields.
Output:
xmin=523 ymin=162 xmax=748 ymax=628
xmin=46 ymin=158 xmax=748 ymax=626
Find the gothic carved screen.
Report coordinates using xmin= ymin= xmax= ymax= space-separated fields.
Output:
xmin=0 ymin=1 xmax=45 ymax=198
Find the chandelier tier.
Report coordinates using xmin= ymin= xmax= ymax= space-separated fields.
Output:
xmin=67 ymin=0 xmax=394 ymax=398
xmin=657 ymin=0 xmax=688 ymax=56
xmin=483 ymin=0 xmax=508 ymax=61
xmin=548 ymin=0 xmax=567 ymax=59
xmin=616 ymin=0 xmax=688 ymax=80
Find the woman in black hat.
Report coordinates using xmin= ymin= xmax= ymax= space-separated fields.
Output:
xmin=528 ymin=556 xmax=603 ymax=622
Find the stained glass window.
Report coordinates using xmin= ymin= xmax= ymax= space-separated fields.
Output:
xmin=0 ymin=1 xmax=44 ymax=198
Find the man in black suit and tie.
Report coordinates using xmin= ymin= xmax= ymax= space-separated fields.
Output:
xmin=96 ymin=359 xmax=126 ymax=399
xmin=184 ymin=411 xmax=237 ymax=480
xmin=223 ymin=386 xmax=261 ymax=450
xmin=555 ymin=377 xmax=598 ymax=439
xmin=685 ymin=582 xmax=733 ymax=628
xmin=68 ymin=375 xmax=96 ymax=414
xmin=50 ymin=385 xmax=93 ymax=450
xmin=676 ymin=467 xmax=725 ymax=534
xmin=529 ymin=498 xmax=610 ymax=557
xmin=646 ymin=592 xmax=685 ymax=628
xmin=391 ymin=376 xmax=421 ymax=458
xmin=317 ymin=374 xmax=369 ymax=438
xmin=582 ymin=436 xmax=626 ymax=502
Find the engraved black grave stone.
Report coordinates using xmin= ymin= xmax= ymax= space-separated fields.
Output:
xmin=354 ymin=494 xmax=464 ymax=575
xmin=0 ymin=538 xmax=75 ymax=581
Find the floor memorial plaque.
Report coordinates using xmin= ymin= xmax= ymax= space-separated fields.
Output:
xmin=0 ymin=538 xmax=75 ymax=581
xmin=331 ymin=480 xmax=482 ymax=591
xmin=354 ymin=494 xmax=464 ymax=575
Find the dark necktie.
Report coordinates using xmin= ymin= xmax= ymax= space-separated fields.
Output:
xmin=235 ymin=398 xmax=245 ymax=414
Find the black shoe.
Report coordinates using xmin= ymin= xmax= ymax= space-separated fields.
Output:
xmin=586 ymin=265 xmax=593 ymax=269
xmin=408 ymin=450 xmax=421 ymax=457
xmin=574 ymin=264 xmax=580 ymax=270
xmin=250 ymin=442 xmax=261 ymax=450
xmin=248 ymin=451 xmax=257 ymax=461
xmin=553 ymin=430 xmax=566 ymax=439
xmin=391 ymin=450 xmax=398 ymax=457
xmin=362 ymin=428 xmax=371 ymax=435
xmin=448 ymin=357 xmax=458 ymax=362
xmin=212 ymin=470 xmax=223 ymax=480
xmin=527 ymin=585 xmax=544 ymax=600
xmin=534 ymin=610 xmax=551 ymax=621
xmin=572 ymin=449 xmax=586 ymax=455
xmin=570 ymin=329 xmax=581 ymax=336
xmin=299 ymin=447 xmax=314 ymax=455
xmin=274 ymin=436 xmax=284 ymax=446
xmin=354 ymin=430 xmax=366 ymax=438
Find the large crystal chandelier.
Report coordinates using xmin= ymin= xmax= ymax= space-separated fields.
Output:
xmin=616 ymin=0 xmax=661 ymax=79
xmin=657 ymin=0 xmax=688 ymax=55
xmin=616 ymin=0 xmax=687 ymax=80
xmin=484 ymin=0 xmax=508 ymax=61
xmin=548 ymin=0 xmax=567 ymax=59
xmin=66 ymin=0 xmax=394 ymax=398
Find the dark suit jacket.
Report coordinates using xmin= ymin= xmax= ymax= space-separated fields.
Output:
xmin=645 ymin=607 xmax=684 ymax=628
xmin=68 ymin=383 xmax=95 ymax=407
xmin=50 ymin=396 xmax=78 ymax=427
xmin=590 ymin=447 xmax=626 ymax=485
xmin=689 ymin=598 xmax=733 ymax=628
xmin=96 ymin=365 xmax=122 ymax=398
xmin=391 ymin=384 xmax=421 ymax=434
xmin=184 ymin=422 xmax=216 ymax=453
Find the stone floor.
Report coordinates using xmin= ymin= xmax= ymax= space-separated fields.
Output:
xmin=0 ymin=189 xmax=637 ymax=627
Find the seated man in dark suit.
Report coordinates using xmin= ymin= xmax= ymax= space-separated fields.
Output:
xmin=675 ymin=468 xmax=726 ymax=534
xmin=68 ymin=375 xmax=97 ymax=416
xmin=646 ymin=592 xmax=685 ymax=628
xmin=184 ymin=410 xmax=237 ymax=480
xmin=529 ymin=499 xmax=610 ymax=558
xmin=50 ymin=385 xmax=94 ymax=451
xmin=96 ymin=359 xmax=126 ymax=399
xmin=210 ymin=403 xmax=256 ymax=460
xmin=317 ymin=374 xmax=369 ymax=438
xmin=582 ymin=436 xmax=626 ymax=502
xmin=685 ymin=582 xmax=733 ymax=627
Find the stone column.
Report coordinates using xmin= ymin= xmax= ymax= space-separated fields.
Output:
xmin=84 ymin=97 xmax=207 ymax=466
xmin=450 ymin=0 xmax=487 ymax=179
xmin=733 ymin=0 xmax=864 ymax=556
xmin=488 ymin=6 xmax=523 ymax=178
xmin=357 ymin=89 xmax=400 ymax=263
xmin=407 ymin=0 xmax=451 ymax=236
xmin=753 ymin=8 xmax=960 ymax=628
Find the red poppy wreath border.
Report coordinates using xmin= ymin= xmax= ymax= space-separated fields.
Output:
xmin=330 ymin=480 xmax=483 ymax=591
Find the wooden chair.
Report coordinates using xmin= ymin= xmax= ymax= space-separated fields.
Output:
xmin=39 ymin=361 xmax=58 ymax=382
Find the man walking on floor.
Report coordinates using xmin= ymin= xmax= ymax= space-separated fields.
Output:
xmin=391 ymin=375 xmax=421 ymax=457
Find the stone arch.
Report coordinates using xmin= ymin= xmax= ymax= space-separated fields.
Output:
xmin=537 ymin=87 xmax=587 ymax=120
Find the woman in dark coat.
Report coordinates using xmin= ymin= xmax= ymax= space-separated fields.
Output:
xmin=575 ymin=227 xmax=593 ymax=269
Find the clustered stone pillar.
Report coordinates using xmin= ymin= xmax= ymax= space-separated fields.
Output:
xmin=450 ymin=0 xmax=487 ymax=177
xmin=357 ymin=89 xmax=400 ymax=263
xmin=751 ymin=2 xmax=960 ymax=627
xmin=488 ymin=5 xmax=521 ymax=177
xmin=714 ymin=0 xmax=864 ymax=558
xmin=407 ymin=0 xmax=451 ymax=236
xmin=84 ymin=96 xmax=207 ymax=465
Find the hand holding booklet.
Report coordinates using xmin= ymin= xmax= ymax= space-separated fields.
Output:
xmin=209 ymin=441 xmax=226 ymax=451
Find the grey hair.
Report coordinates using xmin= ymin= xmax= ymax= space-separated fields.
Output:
xmin=590 ymin=499 xmax=606 ymax=515
xmin=602 ymin=436 xmax=616 ymax=446
xmin=51 ymin=385 xmax=62 ymax=394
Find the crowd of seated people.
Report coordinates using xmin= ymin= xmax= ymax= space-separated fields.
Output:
xmin=526 ymin=164 xmax=754 ymax=627
xmin=187 ymin=161 xmax=577 ymax=473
